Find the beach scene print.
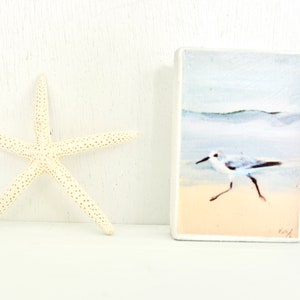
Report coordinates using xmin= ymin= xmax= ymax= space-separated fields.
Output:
xmin=178 ymin=50 xmax=300 ymax=238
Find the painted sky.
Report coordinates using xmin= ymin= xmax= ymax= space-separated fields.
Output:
xmin=182 ymin=50 xmax=300 ymax=113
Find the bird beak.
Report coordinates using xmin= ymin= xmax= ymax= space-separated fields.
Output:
xmin=196 ymin=156 xmax=210 ymax=164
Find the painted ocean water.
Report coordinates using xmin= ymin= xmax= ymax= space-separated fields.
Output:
xmin=180 ymin=109 xmax=300 ymax=191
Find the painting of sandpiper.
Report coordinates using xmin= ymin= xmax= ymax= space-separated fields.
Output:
xmin=174 ymin=49 xmax=300 ymax=241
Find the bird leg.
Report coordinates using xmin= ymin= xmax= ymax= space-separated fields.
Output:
xmin=210 ymin=182 xmax=233 ymax=201
xmin=247 ymin=175 xmax=266 ymax=201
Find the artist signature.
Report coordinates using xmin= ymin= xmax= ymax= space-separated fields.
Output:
xmin=278 ymin=228 xmax=294 ymax=238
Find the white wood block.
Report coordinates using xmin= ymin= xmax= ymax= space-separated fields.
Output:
xmin=171 ymin=48 xmax=300 ymax=242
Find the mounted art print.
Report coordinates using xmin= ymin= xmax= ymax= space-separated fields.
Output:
xmin=171 ymin=49 xmax=300 ymax=241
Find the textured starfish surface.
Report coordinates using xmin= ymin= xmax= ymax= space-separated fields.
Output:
xmin=0 ymin=75 xmax=138 ymax=235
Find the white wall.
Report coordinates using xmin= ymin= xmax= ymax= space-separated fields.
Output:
xmin=0 ymin=0 xmax=299 ymax=225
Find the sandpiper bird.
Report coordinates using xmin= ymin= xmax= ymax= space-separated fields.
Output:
xmin=196 ymin=150 xmax=281 ymax=201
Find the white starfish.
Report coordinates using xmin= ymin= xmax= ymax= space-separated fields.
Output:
xmin=0 ymin=75 xmax=138 ymax=235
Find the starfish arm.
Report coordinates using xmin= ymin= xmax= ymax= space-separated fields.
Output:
xmin=0 ymin=160 xmax=42 ymax=215
xmin=47 ymin=160 xmax=114 ymax=235
xmin=0 ymin=133 xmax=34 ymax=159
xmin=53 ymin=131 xmax=139 ymax=156
xmin=34 ymin=75 xmax=51 ymax=145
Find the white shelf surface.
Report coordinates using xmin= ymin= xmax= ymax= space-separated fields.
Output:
xmin=1 ymin=221 xmax=299 ymax=300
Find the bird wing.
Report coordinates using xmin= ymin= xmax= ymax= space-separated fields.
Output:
xmin=225 ymin=155 xmax=258 ymax=170
xmin=224 ymin=154 xmax=281 ymax=171
xmin=248 ymin=161 xmax=282 ymax=169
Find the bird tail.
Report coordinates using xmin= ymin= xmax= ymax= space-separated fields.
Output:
xmin=251 ymin=161 xmax=282 ymax=169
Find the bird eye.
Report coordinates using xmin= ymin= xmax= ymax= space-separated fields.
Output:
xmin=213 ymin=153 xmax=218 ymax=157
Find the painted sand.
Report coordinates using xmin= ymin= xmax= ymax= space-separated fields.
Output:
xmin=179 ymin=183 xmax=299 ymax=238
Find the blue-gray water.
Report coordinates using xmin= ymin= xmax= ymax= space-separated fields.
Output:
xmin=180 ymin=109 xmax=300 ymax=191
